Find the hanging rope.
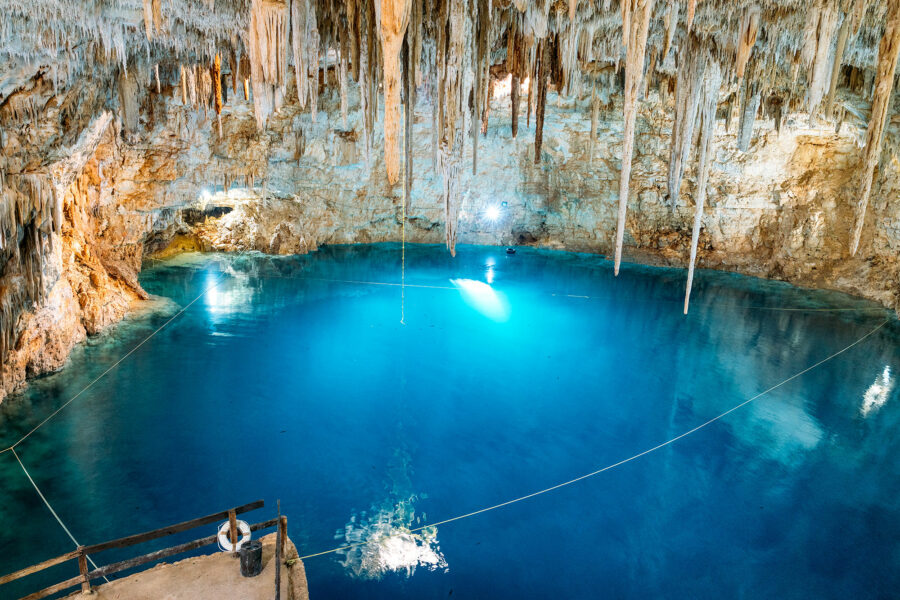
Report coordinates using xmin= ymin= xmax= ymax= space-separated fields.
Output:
xmin=296 ymin=318 xmax=889 ymax=561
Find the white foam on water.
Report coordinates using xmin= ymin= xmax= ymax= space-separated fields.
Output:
xmin=336 ymin=494 xmax=448 ymax=579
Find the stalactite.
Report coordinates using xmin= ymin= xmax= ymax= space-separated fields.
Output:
xmin=187 ymin=63 xmax=198 ymax=107
xmin=511 ymin=75 xmax=521 ymax=138
xmin=292 ymin=0 xmax=309 ymax=109
xmin=526 ymin=67 xmax=534 ymax=129
xmin=472 ymin=0 xmax=490 ymax=175
xmin=308 ymin=6 xmax=320 ymax=123
xmin=340 ymin=24 xmax=349 ymax=128
xmin=240 ymin=56 xmax=251 ymax=101
xmin=142 ymin=0 xmax=161 ymax=40
xmin=668 ymin=36 xmax=705 ymax=210
xmin=230 ymin=50 xmax=239 ymax=95
xmin=118 ymin=69 xmax=139 ymax=133
xmin=534 ymin=40 xmax=548 ymax=164
xmin=686 ymin=0 xmax=697 ymax=34
xmin=508 ymin=15 xmax=523 ymax=139
xmin=589 ymin=85 xmax=599 ymax=165
xmin=614 ymin=0 xmax=655 ymax=276
xmin=402 ymin=34 xmax=414 ymax=210
xmin=853 ymin=0 xmax=866 ymax=33
xmin=738 ymin=82 xmax=760 ymax=152
xmin=734 ymin=7 xmax=760 ymax=84
xmin=663 ymin=1 xmax=679 ymax=59
xmin=347 ymin=0 xmax=361 ymax=81
xmin=645 ymin=49 xmax=658 ymax=99
xmin=180 ymin=64 xmax=188 ymax=105
xmin=684 ymin=59 xmax=722 ymax=314
xmin=801 ymin=0 xmax=840 ymax=119
xmin=437 ymin=0 xmax=473 ymax=257
xmin=249 ymin=0 xmax=288 ymax=130
xmin=0 ymin=171 xmax=57 ymax=368
xmin=360 ymin=33 xmax=371 ymax=169
xmin=825 ymin=9 xmax=853 ymax=120
xmin=850 ymin=0 xmax=900 ymax=255
xmin=379 ymin=0 xmax=411 ymax=186
xmin=481 ymin=77 xmax=493 ymax=135
xmin=214 ymin=54 xmax=223 ymax=136
xmin=199 ymin=67 xmax=213 ymax=115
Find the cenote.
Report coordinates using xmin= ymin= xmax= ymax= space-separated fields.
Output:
xmin=1 ymin=244 xmax=898 ymax=599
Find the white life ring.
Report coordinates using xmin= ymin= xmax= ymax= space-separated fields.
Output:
xmin=218 ymin=520 xmax=251 ymax=552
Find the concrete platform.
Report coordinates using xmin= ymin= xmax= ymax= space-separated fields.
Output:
xmin=63 ymin=533 xmax=309 ymax=600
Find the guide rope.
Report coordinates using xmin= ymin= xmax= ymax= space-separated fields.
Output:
xmin=11 ymin=448 xmax=110 ymax=583
xmin=1 ymin=275 xmax=225 ymax=455
xmin=295 ymin=318 xmax=889 ymax=561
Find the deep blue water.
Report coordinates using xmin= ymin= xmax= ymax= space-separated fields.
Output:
xmin=1 ymin=244 xmax=899 ymax=599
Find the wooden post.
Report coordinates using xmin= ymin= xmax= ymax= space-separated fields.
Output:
xmin=274 ymin=501 xmax=282 ymax=600
xmin=278 ymin=516 xmax=287 ymax=560
xmin=77 ymin=549 xmax=91 ymax=595
xmin=228 ymin=510 xmax=238 ymax=555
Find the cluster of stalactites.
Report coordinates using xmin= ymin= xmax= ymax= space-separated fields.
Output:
xmin=248 ymin=0 xmax=290 ymax=130
xmin=291 ymin=0 xmax=320 ymax=123
xmin=0 ymin=171 xmax=60 ymax=369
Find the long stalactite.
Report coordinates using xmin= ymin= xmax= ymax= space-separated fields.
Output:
xmin=614 ymin=0 xmax=655 ymax=276
xmin=850 ymin=0 xmax=900 ymax=255
xmin=683 ymin=57 xmax=722 ymax=314
xmin=667 ymin=35 xmax=706 ymax=210
xmin=379 ymin=0 xmax=411 ymax=186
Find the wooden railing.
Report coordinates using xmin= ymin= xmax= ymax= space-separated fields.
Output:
xmin=0 ymin=499 xmax=288 ymax=600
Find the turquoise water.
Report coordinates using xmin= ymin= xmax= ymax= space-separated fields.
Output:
xmin=1 ymin=244 xmax=899 ymax=599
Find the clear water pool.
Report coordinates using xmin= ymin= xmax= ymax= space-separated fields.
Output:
xmin=1 ymin=244 xmax=898 ymax=599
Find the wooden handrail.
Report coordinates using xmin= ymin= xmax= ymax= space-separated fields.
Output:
xmin=82 ymin=499 xmax=264 ymax=554
xmin=0 ymin=551 xmax=81 ymax=586
xmin=19 ymin=517 xmax=280 ymax=600
xmin=86 ymin=518 xmax=279 ymax=582
xmin=1 ymin=500 xmax=277 ymax=600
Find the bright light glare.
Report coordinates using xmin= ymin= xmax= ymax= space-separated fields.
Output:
xmin=484 ymin=205 xmax=501 ymax=221
xmin=861 ymin=366 xmax=894 ymax=416
xmin=451 ymin=279 xmax=510 ymax=322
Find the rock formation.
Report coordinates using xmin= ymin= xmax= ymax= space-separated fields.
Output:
xmin=2 ymin=0 xmax=900 ymax=399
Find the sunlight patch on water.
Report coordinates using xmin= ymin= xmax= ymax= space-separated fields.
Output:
xmin=451 ymin=278 xmax=510 ymax=322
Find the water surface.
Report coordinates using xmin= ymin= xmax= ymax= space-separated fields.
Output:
xmin=1 ymin=244 xmax=898 ymax=599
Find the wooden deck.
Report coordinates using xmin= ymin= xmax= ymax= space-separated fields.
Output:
xmin=62 ymin=533 xmax=309 ymax=600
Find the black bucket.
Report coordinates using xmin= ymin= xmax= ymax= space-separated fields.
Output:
xmin=239 ymin=540 xmax=263 ymax=577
